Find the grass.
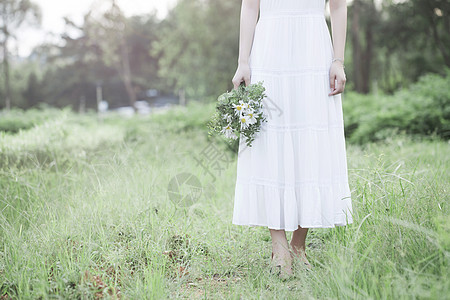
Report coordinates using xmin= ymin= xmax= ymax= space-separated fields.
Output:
xmin=0 ymin=103 xmax=449 ymax=299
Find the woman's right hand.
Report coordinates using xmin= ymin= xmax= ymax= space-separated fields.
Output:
xmin=232 ymin=63 xmax=251 ymax=90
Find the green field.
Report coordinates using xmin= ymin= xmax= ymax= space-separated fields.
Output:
xmin=0 ymin=103 xmax=449 ymax=299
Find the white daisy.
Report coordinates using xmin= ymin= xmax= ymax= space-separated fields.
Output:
xmin=241 ymin=100 xmax=250 ymax=110
xmin=246 ymin=110 xmax=258 ymax=125
xmin=239 ymin=115 xmax=250 ymax=129
xmin=232 ymin=103 xmax=244 ymax=116
xmin=221 ymin=124 xmax=238 ymax=139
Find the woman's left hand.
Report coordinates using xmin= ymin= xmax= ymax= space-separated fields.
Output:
xmin=328 ymin=61 xmax=346 ymax=96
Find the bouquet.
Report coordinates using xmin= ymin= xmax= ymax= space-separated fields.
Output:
xmin=208 ymin=81 xmax=268 ymax=147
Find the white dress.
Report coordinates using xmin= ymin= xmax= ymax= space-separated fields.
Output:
xmin=232 ymin=0 xmax=354 ymax=231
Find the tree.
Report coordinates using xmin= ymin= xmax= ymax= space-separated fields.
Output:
xmin=23 ymin=71 xmax=42 ymax=107
xmin=87 ymin=0 xmax=138 ymax=111
xmin=152 ymin=0 xmax=240 ymax=102
xmin=126 ymin=15 xmax=166 ymax=93
xmin=349 ymin=0 xmax=379 ymax=94
xmin=375 ymin=0 xmax=450 ymax=92
xmin=0 ymin=0 xmax=41 ymax=110
xmin=30 ymin=4 xmax=165 ymax=110
xmin=421 ymin=0 xmax=450 ymax=68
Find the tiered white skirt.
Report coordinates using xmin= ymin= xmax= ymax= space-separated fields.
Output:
xmin=232 ymin=9 xmax=354 ymax=231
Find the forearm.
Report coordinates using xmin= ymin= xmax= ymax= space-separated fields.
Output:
xmin=238 ymin=0 xmax=260 ymax=64
xmin=329 ymin=0 xmax=347 ymax=61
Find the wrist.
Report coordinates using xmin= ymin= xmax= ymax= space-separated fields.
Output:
xmin=238 ymin=58 xmax=249 ymax=65
xmin=332 ymin=58 xmax=345 ymax=69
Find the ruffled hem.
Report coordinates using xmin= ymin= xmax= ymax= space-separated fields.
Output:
xmin=232 ymin=181 xmax=353 ymax=231
xmin=231 ymin=221 xmax=353 ymax=231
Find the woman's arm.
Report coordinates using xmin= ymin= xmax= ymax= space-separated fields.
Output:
xmin=328 ymin=0 xmax=347 ymax=96
xmin=232 ymin=0 xmax=260 ymax=89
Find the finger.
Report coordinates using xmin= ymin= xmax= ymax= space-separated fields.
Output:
xmin=332 ymin=88 xmax=343 ymax=95
xmin=244 ymin=77 xmax=250 ymax=86
xmin=232 ymin=80 xmax=239 ymax=90
xmin=329 ymin=80 xmax=343 ymax=96
xmin=336 ymin=80 xmax=344 ymax=93
xmin=328 ymin=78 xmax=336 ymax=96
xmin=329 ymin=74 xmax=336 ymax=91
xmin=329 ymin=89 xmax=338 ymax=96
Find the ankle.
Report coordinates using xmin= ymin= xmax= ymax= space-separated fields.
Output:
xmin=290 ymin=245 xmax=307 ymax=257
xmin=290 ymin=242 xmax=305 ymax=251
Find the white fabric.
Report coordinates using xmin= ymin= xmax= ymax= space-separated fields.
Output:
xmin=232 ymin=0 xmax=354 ymax=231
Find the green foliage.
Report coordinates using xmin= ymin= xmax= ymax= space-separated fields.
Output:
xmin=343 ymin=68 xmax=450 ymax=144
xmin=208 ymin=81 xmax=268 ymax=148
xmin=0 ymin=59 xmax=43 ymax=109
xmin=23 ymin=71 xmax=43 ymax=107
xmin=0 ymin=109 xmax=125 ymax=170
xmin=0 ymin=0 xmax=42 ymax=109
xmin=151 ymin=0 xmax=240 ymax=101
xmin=344 ymin=0 xmax=450 ymax=94
xmin=28 ymin=7 xmax=165 ymax=110
xmin=3 ymin=0 xmax=449 ymax=109
xmin=149 ymin=102 xmax=215 ymax=134
xmin=0 ymin=107 xmax=67 ymax=133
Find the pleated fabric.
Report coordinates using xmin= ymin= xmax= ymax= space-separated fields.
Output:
xmin=232 ymin=0 xmax=354 ymax=231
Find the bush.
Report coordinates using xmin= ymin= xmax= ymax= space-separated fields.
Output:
xmin=343 ymin=68 xmax=450 ymax=144
xmin=0 ymin=107 xmax=69 ymax=133
xmin=0 ymin=110 xmax=125 ymax=170
xmin=149 ymin=101 xmax=215 ymax=133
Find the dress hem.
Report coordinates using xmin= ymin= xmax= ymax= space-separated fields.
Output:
xmin=231 ymin=219 xmax=353 ymax=231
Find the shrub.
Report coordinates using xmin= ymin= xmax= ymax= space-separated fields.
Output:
xmin=0 ymin=107 xmax=68 ymax=133
xmin=0 ymin=111 xmax=125 ymax=170
xmin=343 ymin=68 xmax=450 ymax=144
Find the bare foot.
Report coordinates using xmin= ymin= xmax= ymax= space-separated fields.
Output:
xmin=271 ymin=251 xmax=294 ymax=278
xmin=289 ymin=243 xmax=312 ymax=270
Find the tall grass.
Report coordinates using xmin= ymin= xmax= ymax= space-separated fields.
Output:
xmin=0 ymin=103 xmax=448 ymax=299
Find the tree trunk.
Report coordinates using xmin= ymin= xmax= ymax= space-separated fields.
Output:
xmin=351 ymin=0 xmax=375 ymax=94
xmin=2 ymin=22 xmax=11 ymax=111
xmin=179 ymin=88 xmax=186 ymax=106
xmin=120 ymin=40 xmax=137 ymax=112
xmin=428 ymin=11 xmax=450 ymax=67
xmin=361 ymin=1 xmax=374 ymax=94
xmin=351 ymin=0 xmax=364 ymax=93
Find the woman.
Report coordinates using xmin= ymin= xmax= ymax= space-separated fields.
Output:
xmin=231 ymin=0 xmax=354 ymax=278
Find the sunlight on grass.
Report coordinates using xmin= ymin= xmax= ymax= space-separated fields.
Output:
xmin=0 ymin=106 xmax=448 ymax=299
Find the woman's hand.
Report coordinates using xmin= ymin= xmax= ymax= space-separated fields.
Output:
xmin=328 ymin=61 xmax=346 ymax=96
xmin=232 ymin=62 xmax=251 ymax=90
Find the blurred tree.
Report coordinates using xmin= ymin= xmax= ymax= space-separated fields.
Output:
xmin=23 ymin=71 xmax=42 ymax=107
xmin=0 ymin=0 xmax=41 ymax=110
xmin=204 ymin=0 xmax=240 ymax=98
xmin=95 ymin=1 xmax=137 ymax=111
xmin=345 ymin=0 xmax=449 ymax=94
xmin=349 ymin=0 xmax=379 ymax=94
xmin=6 ymin=0 xmax=448 ymax=110
xmin=152 ymin=0 xmax=239 ymax=102
xmin=126 ymin=15 xmax=164 ymax=94
xmin=151 ymin=0 xmax=205 ymax=101
xmin=30 ymin=6 xmax=165 ymax=110
xmin=378 ymin=0 xmax=450 ymax=90
xmin=42 ymin=15 xmax=107 ymax=110
xmin=421 ymin=0 xmax=450 ymax=67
